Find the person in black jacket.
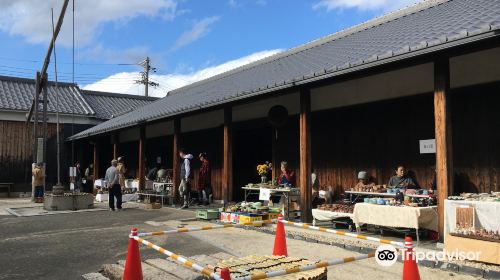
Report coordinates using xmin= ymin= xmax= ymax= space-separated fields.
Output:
xmin=178 ymin=148 xmax=193 ymax=209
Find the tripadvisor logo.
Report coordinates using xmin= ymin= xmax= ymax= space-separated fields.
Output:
xmin=374 ymin=244 xmax=482 ymax=266
xmin=375 ymin=244 xmax=398 ymax=267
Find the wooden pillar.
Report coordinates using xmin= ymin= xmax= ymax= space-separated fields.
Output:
xmin=138 ymin=126 xmax=146 ymax=190
xmin=223 ymin=107 xmax=233 ymax=202
xmin=172 ymin=118 xmax=180 ymax=199
xmin=434 ymin=57 xmax=453 ymax=238
xmin=299 ymin=88 xmax=312 ymax=222
xmin=271 ymin=128 xmax=278 ymax=180
xmin=112 ymin=134 xmax=119 ymax=160
xmin=92 ymin=141 xmax=99 ymax=184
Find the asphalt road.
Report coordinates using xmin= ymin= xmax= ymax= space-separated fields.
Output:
xmin=0 ymin=208 xmax=224 ymax=280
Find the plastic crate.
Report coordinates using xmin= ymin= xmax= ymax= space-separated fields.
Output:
xmin=196 ymin=209 xmax=219 ymax=220
xmin=239 ymin=213 xmax=263 ymax=226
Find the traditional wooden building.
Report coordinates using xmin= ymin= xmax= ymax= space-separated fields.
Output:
xmin=69 ymin=0 xmax=500 ymax=235
xmin=0 ymin=75 xmax=157 ymax=194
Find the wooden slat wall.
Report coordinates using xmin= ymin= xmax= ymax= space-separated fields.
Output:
xmin=452 ymin=82 xmax=500 ymax=193
xmin=310 ymin=94 xmax=436 ymax=197
xmin=0 ymin=120 xmax=58 ymax=189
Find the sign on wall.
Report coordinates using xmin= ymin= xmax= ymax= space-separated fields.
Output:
xmin=419 ymin=139 xmax=436 ymax=154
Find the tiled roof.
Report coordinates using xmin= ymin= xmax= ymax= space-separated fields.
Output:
xmin=0 ymin=75 xmax=94 ymax=115
xmin=69 ymin=0 xmax=500 ymax=140
xmin=82 ymin=90 xmax=158 ymax=120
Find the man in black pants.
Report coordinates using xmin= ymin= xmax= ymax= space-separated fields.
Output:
xmin=105 ymin=159 xmax=122 ymax=211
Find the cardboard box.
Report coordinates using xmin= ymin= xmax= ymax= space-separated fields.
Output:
xmin=445 ymin=234 xmax=500 ymax=265
xmin=145 ymin=202 xmax=161 ymax=209
xmin=220 ymin=212 xmax=231 ymax=223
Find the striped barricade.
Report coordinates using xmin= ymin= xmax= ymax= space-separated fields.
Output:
xmin=232 ymin=252 xmax=376 ymax=280
xmin=280 ymin=219 xmax=405 ymax=248
xmin=133 ymin=236 xmax=222 ymax=280
xmin=137 ymin=219 xmax=275 ymax=237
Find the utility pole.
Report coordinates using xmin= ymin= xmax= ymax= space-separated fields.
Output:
xmin=135 ymin=57 xmax=158 ymax=97
xmin=26 ymin=0 xmax=70 ymax=199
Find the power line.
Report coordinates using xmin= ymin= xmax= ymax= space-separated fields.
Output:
xmin=0 ymin=56 xmax=139 ymax=66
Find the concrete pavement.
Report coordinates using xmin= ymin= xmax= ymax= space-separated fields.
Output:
xmin=0 ymin=207 xmax=222 ymax=280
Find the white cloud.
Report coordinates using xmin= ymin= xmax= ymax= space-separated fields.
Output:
xmin=0 ymin=0 xmax=179 ymax=47
xmin=83 ymin=49 xmax=283 ymax=97
xmin=313 ymin=0 xmax=421 ymax=12
xmin=77 ymin=44 xmax=154 ymax=64
xmin=170 ymin=16 xmax=220 ymax=51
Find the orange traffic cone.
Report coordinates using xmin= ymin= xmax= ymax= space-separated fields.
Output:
xmin=273 ymin=214 xmax=288 ymax=256
xmin=123 ymin=228 xmax=143 ymax=280
xmin=220 ymin=267 xmax=231 ymax=280
xmin=402 ymin=236 xmax=420 ymax=280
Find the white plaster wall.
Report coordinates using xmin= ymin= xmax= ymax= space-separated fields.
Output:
xmin=310 ymin=63 xmax=434 ymax=112
xmin=232 ymin=92 xmax=300 ymax=122
xmin=146 ymin=120 xmax=173 ymax=138
xmin=119 ymin=127 xmax=139 ymax=143
xmin=181 ymin=109 xmax=224 ymax=133
xmin=450 ymin=46 xmax=500 ymax=89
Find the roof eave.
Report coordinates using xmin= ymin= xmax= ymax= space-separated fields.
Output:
xmin=67 ymin=30 xmax=500 ymax=141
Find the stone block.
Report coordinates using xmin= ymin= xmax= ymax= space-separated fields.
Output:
xmin=118 ymin=260 xmax=176 ymax=280
xmin=81 ymin=272 xmax=110 ymax=280
xmin=100 ymin=264 xmax=124 ymax=280
xmin=145 ymin=258 xmax=206 ymax=280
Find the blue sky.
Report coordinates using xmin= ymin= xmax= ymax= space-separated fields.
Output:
xmin=0 ymin=0 xmax=419 ymax=97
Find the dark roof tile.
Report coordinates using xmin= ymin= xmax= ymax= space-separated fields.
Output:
xmin=70 ymin=0 xmax=500 ymax=140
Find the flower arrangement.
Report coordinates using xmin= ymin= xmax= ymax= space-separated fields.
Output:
xmin=257 ymin=162 xmax=272 ymax=176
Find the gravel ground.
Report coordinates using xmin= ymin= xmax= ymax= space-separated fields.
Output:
xmin=147 ymin=219 xmax=483 ymax=280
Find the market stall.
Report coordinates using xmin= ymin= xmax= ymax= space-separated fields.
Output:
xmin=444 ymin=193 xmax=500 ymax=265
xmin=137 ymin=181 xmax=174 ymax=207
xmin=352 ymin=202 xmax=438 ymax=243
xmin=242 ymin=184 xmax=300 ymax=219
xmin=312 ymin=204 xmax=354 ymax=229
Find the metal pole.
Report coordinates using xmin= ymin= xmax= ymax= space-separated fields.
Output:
xmin=145 ymin=56 xmax=150 ymax=97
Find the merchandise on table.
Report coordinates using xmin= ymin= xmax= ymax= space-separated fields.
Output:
xmin=448 ymin=192 xmax=500 ymax=202
xmin=450 ymin=228 xmax=500 ymax=242
xmin=215 ymin=255 xmax=327 ymax=280
xmin=317 ymin=204 xmax=354 ymax=213
xmin=350 ymin=184 xmax=387 ymax=193
xmin=444 ymin=198 xmax=500 ymax=264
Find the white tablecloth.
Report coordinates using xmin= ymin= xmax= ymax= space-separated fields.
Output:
xmin=353 ymin=203 xmax=438 ymax=231
xmin=125 ymin=180 xmax=139 ymax=190
xmin=312 ymin=209 xmax=353 ymax=221
xmin=95 ymin=193 xmax=139 ymax=202
xmin=444 ymin=199 xmax=500 ymax=235
xmin=94 ymin=179 xmax=107 ymax=187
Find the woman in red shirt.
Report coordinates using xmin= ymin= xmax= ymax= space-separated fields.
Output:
xmin=197 ymin=153 xmax=212 ymax=205
xmin=277 ymin=161 xmax=296 ymax=187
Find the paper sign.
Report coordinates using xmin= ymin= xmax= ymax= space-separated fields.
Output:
xmin=419 ymin=139 xmax=436 ymax=154
xmin=259 ymin=188 xmax=271 ymax=201
xmin=69 ymin=167 xmax=76 ymax=177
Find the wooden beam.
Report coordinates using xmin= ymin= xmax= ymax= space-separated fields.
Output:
xmin=172 ymin=118 xmax=180 ymax=199
xmin=138 ymin=126 xmax=146 ymax=190
xmin=271 ymin=128 xmax=278 ymax=180
xmin=112 ymin=134 xmax=119 ymax=160
xmin=434 ymin=57 xmax=453 ymax=239
xmin=223 ymin=107 xmax=233 ymax=202
xmin=92 ymin=141 xmax=98 ymax=185
xmin=299 ymin=88 xmax=312 ymax=222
